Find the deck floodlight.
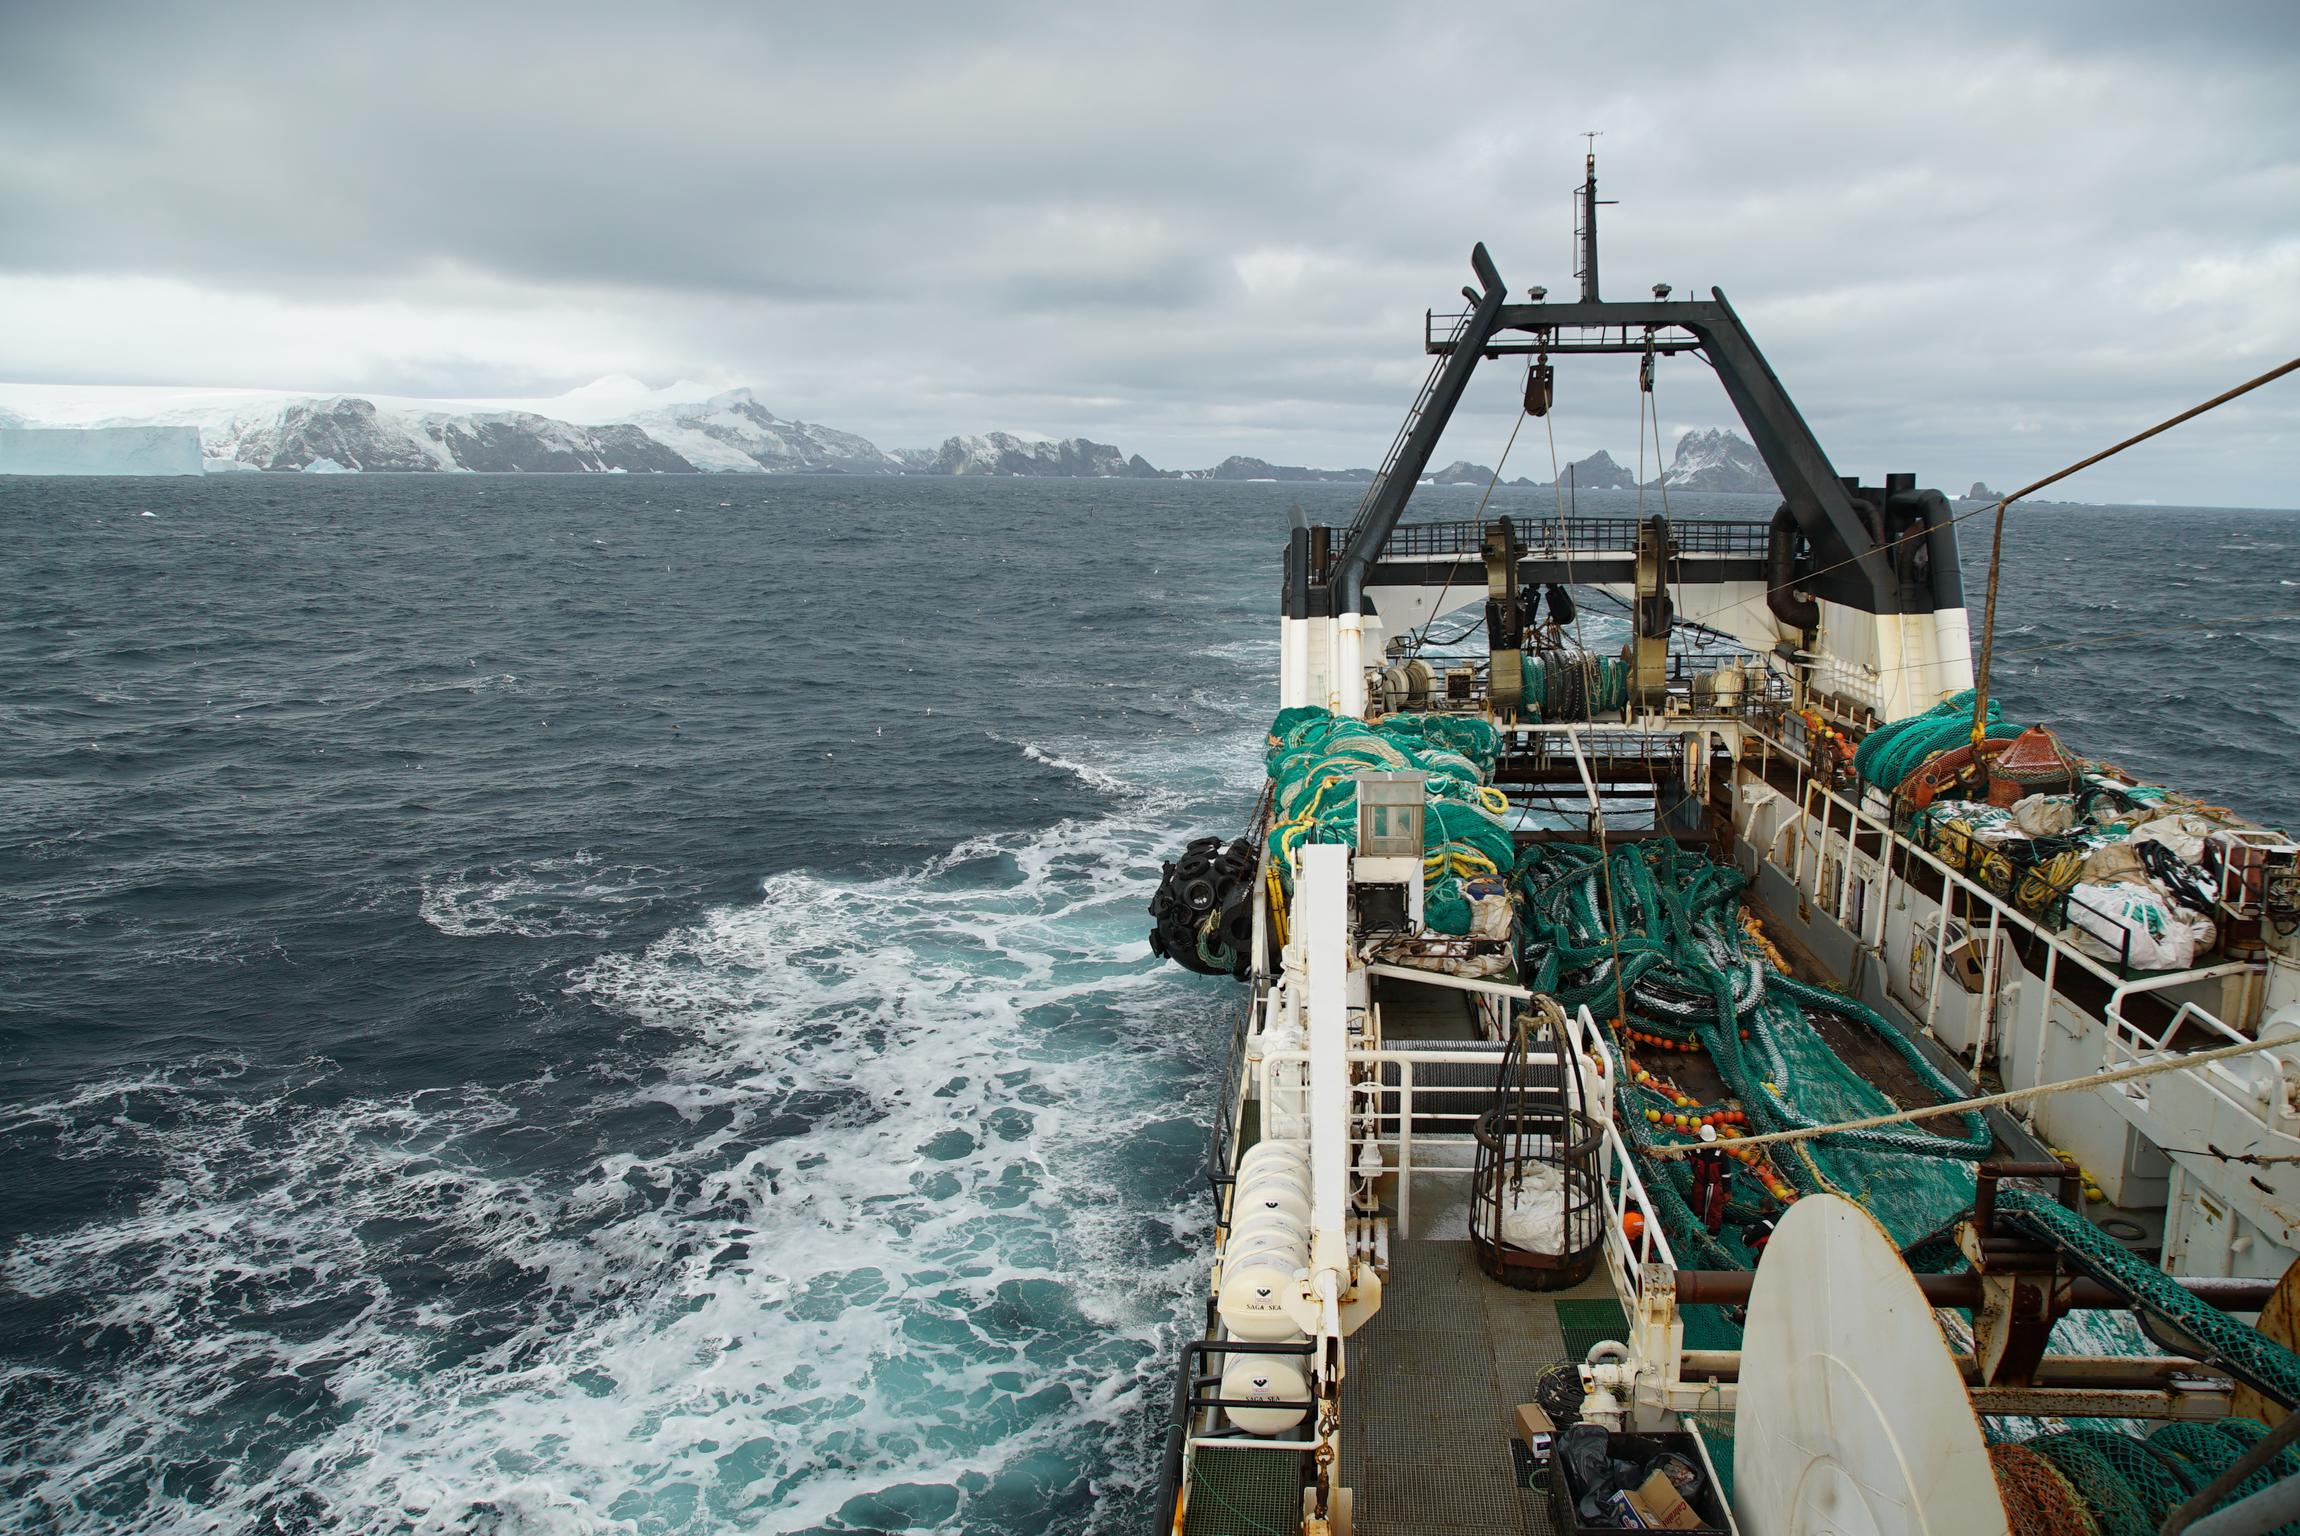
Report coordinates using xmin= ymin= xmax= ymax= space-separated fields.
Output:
xmin=1652 ymin=282 xmax=1673 ymax=299
xmin=1528 ymin=285 xmax=1548 ymax=302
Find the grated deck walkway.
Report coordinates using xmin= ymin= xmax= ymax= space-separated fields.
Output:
xmin=1339 ymin=1240 xmax=1621 ymax=1535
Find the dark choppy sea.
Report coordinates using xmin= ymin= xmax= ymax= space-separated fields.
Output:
xmin=2 ymin=475 xmax=2295 ymax=1534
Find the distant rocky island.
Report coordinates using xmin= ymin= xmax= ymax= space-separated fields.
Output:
xmin=1 ymin=383 xmax=1793 ymax=491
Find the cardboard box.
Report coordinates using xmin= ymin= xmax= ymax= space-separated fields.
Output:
xmin=1627 ymin=1469 xmax=1702 ymax=1530
xmin=1511 ymin=1402 xmax=1556 ymax=1456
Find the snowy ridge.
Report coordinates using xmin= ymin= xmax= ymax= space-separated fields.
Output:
xmin=0 ymin=378 xmax=1786 ymax=485
xmin=218 ymin=397 xmax=696 ymax=473
xmin=627 ymin=389 xmax=904 ymax=474
xmin=1654 ymin=427 xmax=1775 ymax=493
xmin=894 ymin=432 xmax=1156 ymax=478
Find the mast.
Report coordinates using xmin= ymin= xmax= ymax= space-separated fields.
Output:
xmin=1578 ymin=145 xmax=1601 ymax=304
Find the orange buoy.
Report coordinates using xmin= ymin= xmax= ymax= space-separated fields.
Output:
xmin=1622 ymin=1208 xmax=1646 ymax=1242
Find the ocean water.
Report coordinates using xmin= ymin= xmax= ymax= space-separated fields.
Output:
xmin=2 ymin=475 xmax=2295 ymax=1535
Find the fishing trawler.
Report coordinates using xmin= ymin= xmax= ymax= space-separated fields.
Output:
xmin=1145 ymin=155 xmax=2300 ymax=1536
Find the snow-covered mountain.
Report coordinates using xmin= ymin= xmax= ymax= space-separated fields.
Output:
xmin=895 ymin=432 xmax=1160 ymax=478
xmin=5 ymin=376 xmax=1758 ymax=485
xmin=1554 ymin=448 xmax=1638 ymax=490
xmin=1194 ymin=456 xmax=1369 ymax=482
xmin=627 ymin=389 xmax=904 ymax=474
xmin=1655 ymin=428 xmax=1775 ymax=493
xmin=0 ymin=385 xmax=908 ymax=474
xmin=216 ymin=397 xmax=695 ymax=473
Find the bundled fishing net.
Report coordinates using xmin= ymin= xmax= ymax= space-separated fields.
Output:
xmin=1513 ymin=840 xmax=1988 ymax=1280
xmin=1988 ymin=1422 xmax=2300 ymax=1536
xmin=1989 ymin=1441 xmax=2100 ymax=1535
xmin=1262 ymin=707 xmax=1515 ymax=935
xmin=1516 ymin=652 xmax=1632 ymax=722
xmin=2025 ymin=1433 xmax=2155 ymax=1536
xmin=1853 ymin=688 xmax=2027 ymax=793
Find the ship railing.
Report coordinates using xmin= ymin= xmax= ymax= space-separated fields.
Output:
xmin=1742 ymin=728 xmax=2267 ymax=1128
xmin=1150 ymin=1337 xmax=1319 ymax=1536
xmin=1159 ymin=1018 xmax=1672 ymax=1530
xmin=2098 ymin=982 xmax=2295 ymax=1136
xmin=1257 ymin=1005 xmax=1673 ymax=1301
xmin=1423 ymin=307 xmax=1706 ymax=358
xmin=1377 ymin=514 xmax=1773 ymax=562
xmin=1204 ymin=977 xmax=1273 ymax=1222
xmin=1579 ymin=1014 xmax=1684 ymax=1302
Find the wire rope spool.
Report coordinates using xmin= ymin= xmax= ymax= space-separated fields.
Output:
xmin=1733 ymin=1194 xmax=2009 ymax=1536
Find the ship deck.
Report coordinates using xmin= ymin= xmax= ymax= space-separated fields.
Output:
xmin=1180 ymin=1237 xmax=1619 ymax=1536
xmin=1180 ymin=806 xmax=2165 ymax=1536
xmin=1337 ymin=1238 xmax=1616 ymax=1535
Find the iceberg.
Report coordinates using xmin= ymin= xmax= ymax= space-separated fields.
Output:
xmin=0 ymin=426 xmax=203 ymax=476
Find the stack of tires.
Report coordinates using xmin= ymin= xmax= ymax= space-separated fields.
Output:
xmin=1148 ymin=835 xmax=1258 ymax=978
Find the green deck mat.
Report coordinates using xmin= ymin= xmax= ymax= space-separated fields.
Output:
xmin=1553 ymin=1298 xmax=1631 ymax=1365
xmin=1182 ymin=1446 xmax=1306 ymax=1536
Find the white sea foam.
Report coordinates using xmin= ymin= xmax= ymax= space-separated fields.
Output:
xmin=418 ymin=852 xmax=688 ymax=939
xmin=1008 ymin=737 xmax=1133 ymax=798
xmin=1188 ymin=637 xmax=1280 ymax=663
xmin=4 ymin=732 xmax=1258 ymax=1534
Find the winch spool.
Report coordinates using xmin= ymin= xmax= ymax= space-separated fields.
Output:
xmin=1733 ymin=1194 xmax=2008 ymax=1536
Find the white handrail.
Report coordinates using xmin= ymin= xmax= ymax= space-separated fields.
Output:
xmin=1739 ymin=741 xmax=2251 ymax=1002
xmin=2105 ymin=967 xmax=2258 ymax=1056
xmin=1578 ymin=1010 xmax=1679 ymax=1296
xmin=1257 ymin=1019 xmax=1674 ymax=1313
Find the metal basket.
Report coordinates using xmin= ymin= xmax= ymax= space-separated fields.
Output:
xmin=1470 ymin=1001 xmax=1606 ymax=1290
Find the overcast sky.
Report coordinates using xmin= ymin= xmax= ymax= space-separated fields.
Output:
xmin=3 ymin=2 xmax=2296 ymax=503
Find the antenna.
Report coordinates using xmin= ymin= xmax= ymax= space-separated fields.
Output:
xmin=1573 ymin=135 xmax=1618 ymax=305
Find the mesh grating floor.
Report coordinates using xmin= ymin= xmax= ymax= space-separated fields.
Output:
xmin=1182 ymin=1447 xmax=1306 ymax=1536
xmin=1552 ymin=1298 xmax=1631 ymax=1366
xmin=1339 ymin=1240 xmax=1573 ymax=1535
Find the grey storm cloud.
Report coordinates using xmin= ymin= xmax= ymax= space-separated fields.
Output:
xmin=2 ymin=0 xmax=2297 ymax=502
